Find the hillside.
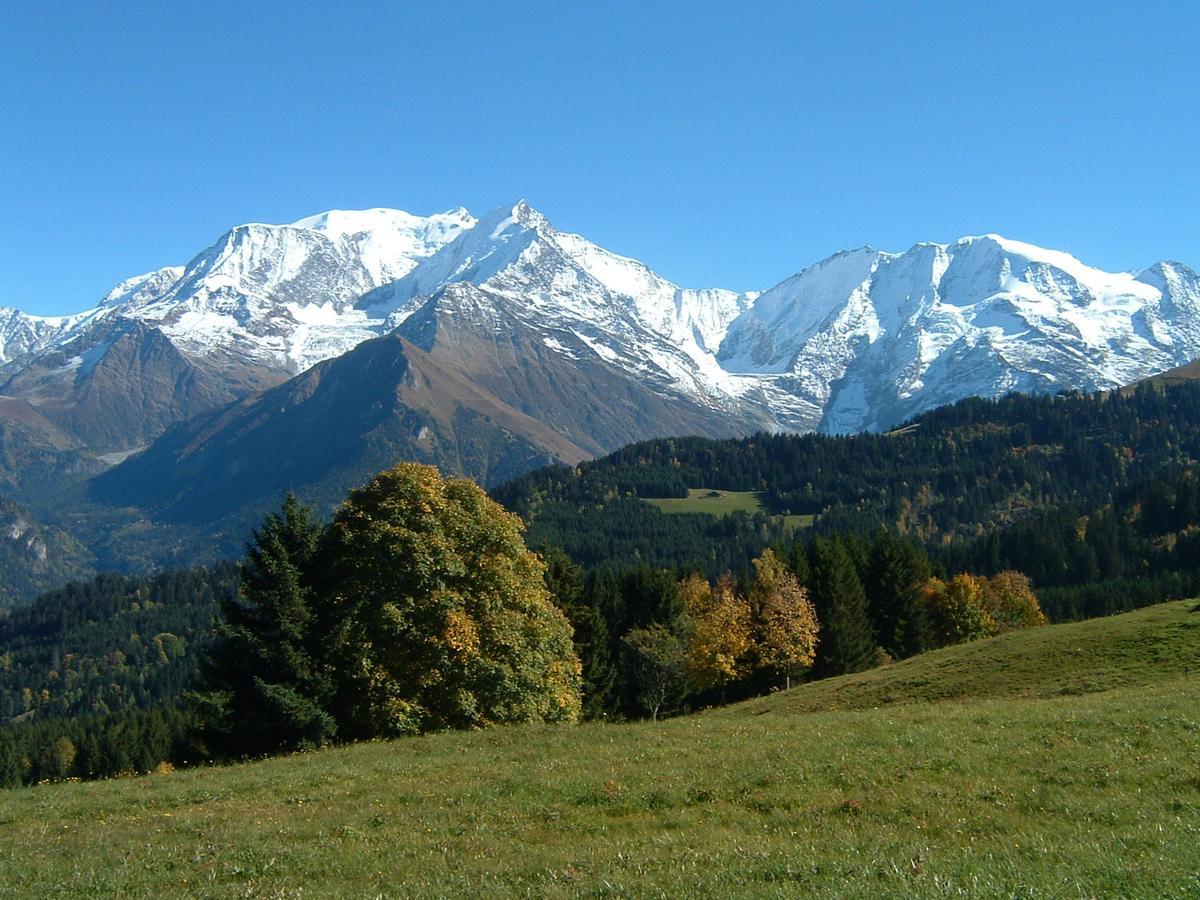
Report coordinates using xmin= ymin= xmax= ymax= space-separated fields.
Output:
xmin=724 ymin=598 xmax=1200 ymax=715
xmin=90 ymin=332 xmax=589 ymax=533
xmin=496 ymin=384 xmax=1200 ymax=619
xmin=0 ymin=602 xmax=1195 ymax=896
xmin=1125 ymin=356 xmax=1200 ymax=392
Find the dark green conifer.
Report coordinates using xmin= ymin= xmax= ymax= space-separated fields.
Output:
xmin=866 ymin=531 xmax=932 ymax=658
xmin=541 ymin=546 xmax=617 ymax=719
xmin=808 ymin=536 xmax=876 ymax=677
xmin=189 ymin=494 xmax=334 ymax=759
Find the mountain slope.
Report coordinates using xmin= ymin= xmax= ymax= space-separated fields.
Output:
xmin=0 ymin=207 xmax=476 ymax=463
xmin=0 ymin=496 xmax=95 ymax=609
xmin=5 ymin=202 xmax=1200 ymax=468
xmin=90 ymin=331 xmax=590 ymax=534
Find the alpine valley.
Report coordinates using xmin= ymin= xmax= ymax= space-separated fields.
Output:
xmin=2 ymin=200 xmax=1199 ymax=602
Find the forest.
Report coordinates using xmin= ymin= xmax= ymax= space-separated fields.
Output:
xmin=6 ymin=382 xmax=1200 ymax=786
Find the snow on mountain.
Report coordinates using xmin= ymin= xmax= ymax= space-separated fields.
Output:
xmin=362 ymin=200 xmax=762 ymax=410
xmin=720 ymin=234 xmax=1200 ymax=432
xmin=0 ymin=207 xmax=475 ymax=379
xmin=3 ymin=201 xmax=1199 ymax=456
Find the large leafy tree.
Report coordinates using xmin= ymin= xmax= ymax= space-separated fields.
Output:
xmin=324 ymin=463 xmax=582 ymax=738
xmin=680 ymin=573 xmax=753 ymax=696
xmin=190 ymin=494 xmax=334 ymax=759
xmin=923 ymin=574 xmax=997 ymax=647
xmin=982 ymin=571 xmax=1048 ymax=632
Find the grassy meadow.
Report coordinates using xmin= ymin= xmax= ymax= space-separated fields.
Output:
xmin=644 ymin=488 xmax=814 ymax=529
xmin=1 ymin=602 xmax=1197 ymax=897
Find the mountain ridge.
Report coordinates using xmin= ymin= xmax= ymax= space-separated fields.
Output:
xmin=4 ymin=202 xmax=1198 ymax=449
xmin=1 ymin=202 xmax=1199 ymax=596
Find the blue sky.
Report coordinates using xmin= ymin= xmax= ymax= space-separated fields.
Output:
xmin=2 ymin=1 xmax=1197 ymax=315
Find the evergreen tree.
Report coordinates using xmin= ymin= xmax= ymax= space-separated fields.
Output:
xmin=189 ymin=494 xmax=335 ymax=759
xmin=866 ymin=531 xmax=932 ymax=658
xmin=808 ymin=536 xmax=876 ymax=677
xmin=541 ymin=546 xmax=616 ymax=718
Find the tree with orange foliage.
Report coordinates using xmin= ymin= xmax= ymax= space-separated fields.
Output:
xmin=982 ymin=571 xmax=1048 ymax=632
xmin=923 ymin=574 xmax=996 ymax=647
xmin=749 ymin=549 xmax=819 ymax=690
xmin=680 ymin=572 xmax=753 ymax=697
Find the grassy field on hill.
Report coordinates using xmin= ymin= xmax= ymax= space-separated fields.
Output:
xmin=1 ymin=603 xmax=1197 ymax=897
xmin=644 ymin=488 xmax=814 ymax=529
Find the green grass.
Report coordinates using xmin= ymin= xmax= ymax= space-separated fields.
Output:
xmin=644 ymin=488 xmax=813 ymax=529
xmin=727 ymin=598 xmax=1200 ymax=717
xmin=1 ymin=603 xmax=1198 ymax=897
xmin=644 ymin=488 xmax=766 ymax=516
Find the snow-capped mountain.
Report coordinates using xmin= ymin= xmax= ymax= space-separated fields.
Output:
xmin=0 ymin=206 xmax=475 ymax=380
xmin=361 ymin=201 xmax=764 ymax=427
xmin=0 ymin=207 xmax=476 ymax=454
xmin=3 ymin=199 xmax=1200 ymax=469
xmin=719 ymin=235 xmax=1200 ymax=432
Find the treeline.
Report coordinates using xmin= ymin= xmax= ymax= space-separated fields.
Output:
xmin=0 ymin=565 xmax=237 ymax=722
xmin=544 ymin=530 xmax=1046 ymax=722
xmin=0 ymin=705 xmax=196 ymax=787
xmin=0 ymin=565 xmax=237 ymax=787
xmin=495 ymin=383 xmax=1200 ymax=619
xmin=944 ymin=467 xmax=1200 ymax=619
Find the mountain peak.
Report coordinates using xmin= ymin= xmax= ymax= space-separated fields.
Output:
xmin=289 ymin=206 xmax=475 ymax=238
xmin=475 ymin=200 xmax=552 ymax=237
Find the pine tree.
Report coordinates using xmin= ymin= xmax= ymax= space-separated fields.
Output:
xmin=866 ymin=531 xmax=932 ymax=659
xmin=189 ymin=494 xmax=335 ymax=759
xmin=808 ymin=536 xmax=876 ymax=677
xmin=541 ymin=546 xmax=616 ymax=719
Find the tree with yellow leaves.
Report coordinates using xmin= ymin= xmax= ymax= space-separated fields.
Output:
xmin=323 ymin=463 xmax=582 ymax=738
xmin=923 ymin=573 xmax=997 ymax=647
xmin=750 ymin=549 xmax=819 ymax=690
xmin=982 ymin=570 xmax=1048 ymax=632
xmin=680 ymin=572 xmax=753 ymax=697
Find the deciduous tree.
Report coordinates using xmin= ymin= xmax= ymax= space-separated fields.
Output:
xmin=622 ymin=624 xmax=686 ymax=722
xmin=324 ymin=463 xmax=582 ymax=738
xmin=982 ymin=571 xmax=1048 ymax=632
xmin=681 ymin=573 xmax=753 ymax=696
xmin=750 ymin=549 xmax=819 ymax=689
xmin=923 ymin=574 xmax=997 ymax=647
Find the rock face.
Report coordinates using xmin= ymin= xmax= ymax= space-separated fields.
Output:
xmin=0 ymin=496 xmax=95 ymax=610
